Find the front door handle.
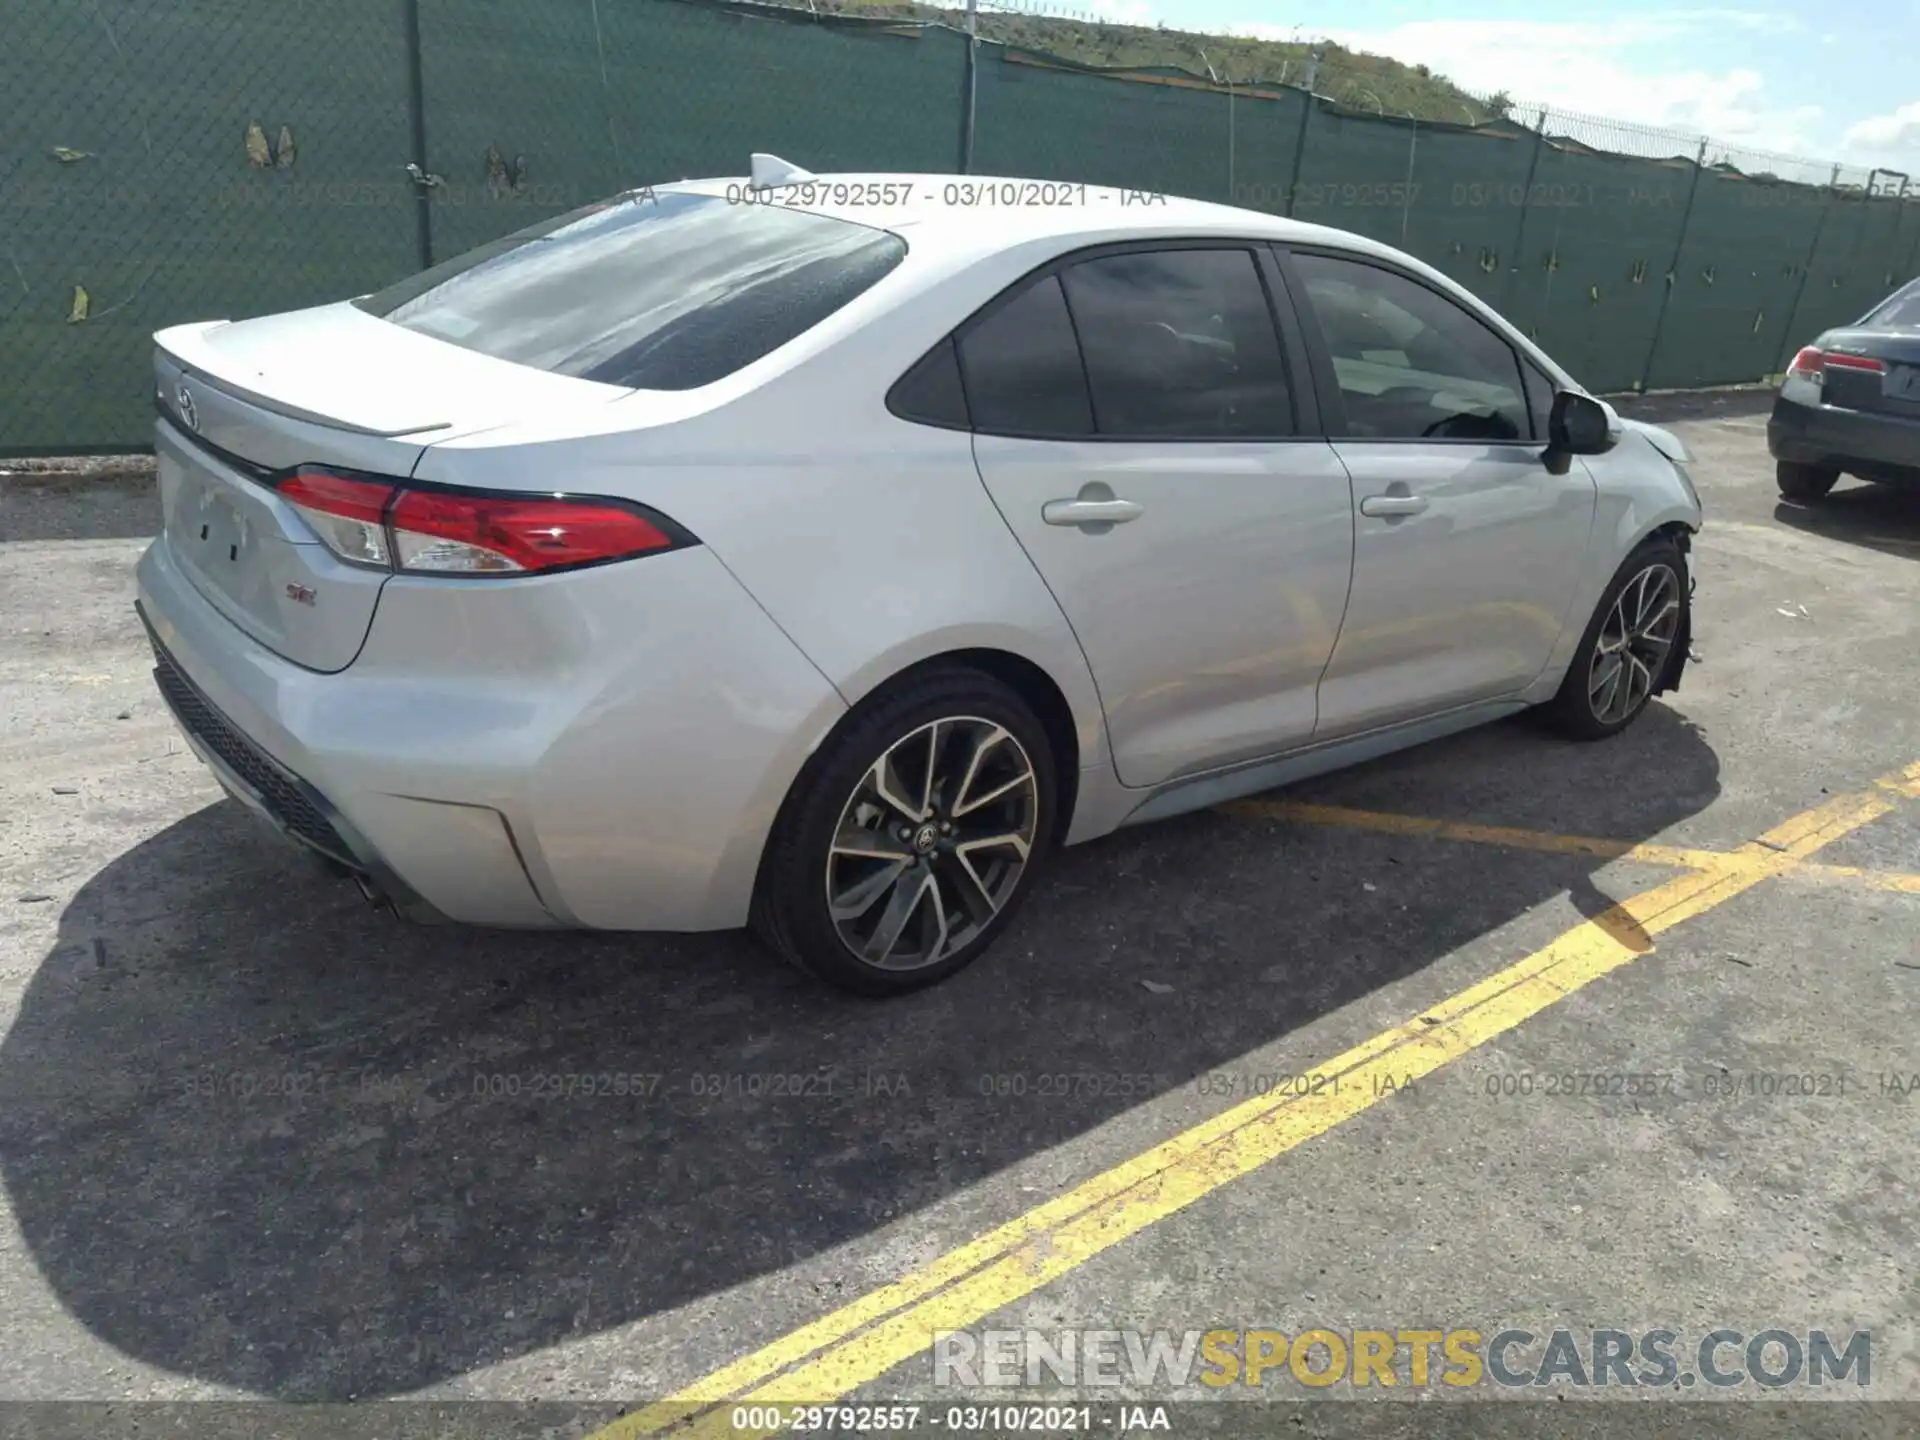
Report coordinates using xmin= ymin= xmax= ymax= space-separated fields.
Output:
xmin=1359 ymin=493 xmax=1430 ymax=518
xmin=1042 ymin=484 xmax=1144 ymax=532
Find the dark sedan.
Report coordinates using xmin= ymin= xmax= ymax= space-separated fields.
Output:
xmin=1769 ymin=277 xmax=1920 ymax=500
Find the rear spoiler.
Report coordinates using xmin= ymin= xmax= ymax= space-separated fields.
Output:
xmin=154 ymin=320 xmax=453 ymax=439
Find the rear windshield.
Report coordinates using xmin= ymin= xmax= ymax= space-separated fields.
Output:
xmin=1867 ymin=279 xmax=1920 ymax=329
xmin=352 ymin=190 xmax=907 ymax=389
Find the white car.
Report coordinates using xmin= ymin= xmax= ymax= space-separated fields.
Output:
xmin=136 ymin=159 xmax=1702 ymax=994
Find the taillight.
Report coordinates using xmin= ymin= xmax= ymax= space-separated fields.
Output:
xmin=387 ymin=490 xmax=675 ymax=574
xmin=276 ymin=467 xmax=689 ymax=576
xmin=280 ymin=470 xmax=396 ymax=568
xmin=1786 ymin=346 xmax=1887 ymax=386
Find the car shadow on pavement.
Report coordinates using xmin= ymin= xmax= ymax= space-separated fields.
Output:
xmin=0 ymin=706 xmax=1719 ymax=1399
xmin=1773 ymin=483 xmax=1920 ymax=564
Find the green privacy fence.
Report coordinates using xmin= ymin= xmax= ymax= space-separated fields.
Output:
xmin=3 ymin=0 xmax=1915 ymax=454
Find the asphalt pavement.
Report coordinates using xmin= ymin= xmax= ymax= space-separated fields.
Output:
xmin=0 ymin=391 xmax=1914 ymax=1436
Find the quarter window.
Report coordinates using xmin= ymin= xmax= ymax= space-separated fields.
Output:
xmin=1521 ymin=358 xmax=1558 ymax=442
xmin=1293 ymin=253 xmax=1530 ymax=442
xmin=956 ymin=275 xmax=1095 ymax=437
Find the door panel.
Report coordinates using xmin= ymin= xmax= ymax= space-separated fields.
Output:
xmin=1282 ymin=247 xmax=1596 ymax=737
xmin=974 ymin=436 xmax=1356 ymax=788
xmin=1315 ymin=444 xmax=1594 ymax=738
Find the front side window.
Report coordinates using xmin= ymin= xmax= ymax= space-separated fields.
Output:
xmin=354 ymin=191 xmax=907 ymax=390
xmin=1059 ymin=248 xmax=1294 ymax=438
xmin=1293 ymin=252 xmax=1530 ymax=442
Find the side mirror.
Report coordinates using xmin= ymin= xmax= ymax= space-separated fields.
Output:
xmin=1548 ymin=389 xmax=1620 ymax=456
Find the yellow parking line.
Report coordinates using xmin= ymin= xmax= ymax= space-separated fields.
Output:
xmin=1217 ymin=798 xmax=1726 ymax=870
xmin=1799 ymin=862 xmax=1920 ymax=895
xmin=591 ymin=772 xmax=1905 ymax=1440
xmin=1220 ymin=796 xmax=1920 ymax=896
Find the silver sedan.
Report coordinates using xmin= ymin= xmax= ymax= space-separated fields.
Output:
xmin=136 ymin=162 xmax=1702 ymax=993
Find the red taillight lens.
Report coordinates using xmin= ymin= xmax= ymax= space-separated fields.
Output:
xmin=279 ymin=469 xmax=397 ymax=568
xmin=274 ymin=467 xmax=685 ymax=576
xmin=1823 ymin=351 xmax=1886 ymax=373
xmin=1787 ymin=346 xmax=1886 ymax=384
xmin=387 ymin=491 xmax=677 ymax=574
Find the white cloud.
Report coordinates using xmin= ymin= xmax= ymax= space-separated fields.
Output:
xmin=1224 ymin=12 xmax=1839 ymax=167
xmin=1842 ymin=101 xmax=1920 ymax=167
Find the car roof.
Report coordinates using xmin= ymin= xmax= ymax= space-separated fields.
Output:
xmin=654 ymin=172 xmax=1404 ymax=265
xmin=633 ymin=171 xmax=1577 ymax=396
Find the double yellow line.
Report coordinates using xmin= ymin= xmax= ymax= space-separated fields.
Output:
xmin=593 ymin=762 xmax=1916 ymax=1439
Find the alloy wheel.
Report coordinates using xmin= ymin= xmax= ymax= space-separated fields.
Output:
xmin=824 ymin=716 xmax=1039 ymax=971
xmin=1587 ymin=563 xmax=1681 ymax=726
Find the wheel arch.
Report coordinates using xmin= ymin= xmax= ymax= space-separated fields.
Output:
xmin=800 ymin=646 xmax=1086 ymax=848
xmin=747 ymin=643 xmax=1097 ymax=927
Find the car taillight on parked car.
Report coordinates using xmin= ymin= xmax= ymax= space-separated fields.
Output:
xmin=276 ymin=467 xmax=690 ymax=575
xmin=1786 ymin=346 xmax=1887 ymax=387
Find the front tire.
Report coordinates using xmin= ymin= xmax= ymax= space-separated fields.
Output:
xmin=1543 ymin=536 xmax=1689 ymax=741
xmin=750 ymin=664 xmax=1057 ymax=996
xmin=1776 ymin=460 xmax=1839 ymax=501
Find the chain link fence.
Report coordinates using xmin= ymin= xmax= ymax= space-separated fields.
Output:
xmin=4 ymin=0 xmax=1915 ymax=454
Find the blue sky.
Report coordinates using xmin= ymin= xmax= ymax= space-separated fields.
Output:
xmin=1077 ymin=0 xmax=1919 ymax=174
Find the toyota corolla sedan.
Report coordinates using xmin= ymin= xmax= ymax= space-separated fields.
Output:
xmin=137 ymin=159 xmax=1702 ymax=994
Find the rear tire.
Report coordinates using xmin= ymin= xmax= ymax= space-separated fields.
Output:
xmin=750 ymin=664 xmax=1057 ymax=996
xmin=1776 ymin=460 xmax=1839 ymax=501
xmin=1542 ymin=535 xmax=1689 ymax=741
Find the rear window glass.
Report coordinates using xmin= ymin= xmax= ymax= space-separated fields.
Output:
xmin=353 ymin=191 xmax=907 ymax=390
xmin=1868 ymin=280 xmax=1920 ymax=329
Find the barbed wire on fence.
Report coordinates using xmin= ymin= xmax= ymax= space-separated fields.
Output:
xmin=819 ymin=1 xmax=1905 ymax=197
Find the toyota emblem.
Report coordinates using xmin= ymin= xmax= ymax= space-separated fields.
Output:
xmin=176 ymin=380 xmax=199 ymax=432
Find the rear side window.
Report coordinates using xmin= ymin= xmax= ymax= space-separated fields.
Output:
xmin=1060 ymin=249 xmax=1294 ymax=438
xmin=957 ymin=275 xmax=1095 ymax=437
xmin=353 ymin=191 xmax=906 ymax=390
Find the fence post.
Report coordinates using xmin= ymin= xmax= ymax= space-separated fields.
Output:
xmin=1226 ymin=75 xmax=1237 ymax=205
xmin=1399 ymin=116 xmax=1417 ymax=246
xmin=1636 ymin=137 xmax=1709 ymax=394
xmin=402 ymin=0 xmax=434 ymax=271
xmin=1500 ymin=106 xmax=1548 ymax=315
xmin=1772 ymin=164 xmax=1842 ymax=374
xmin=1901 ymin=178 xmax=1920 ymax=281
xmin=1282 ymin=49 xmax=1319 ymax=218
xmin=959 ymin=0 xmax=978 ymax=174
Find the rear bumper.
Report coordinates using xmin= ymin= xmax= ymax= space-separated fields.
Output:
xmin=1768 ymin=395 xmax=1920 ymax=484
xmin=141 ymin=607 xmax=451 ymax=922
xmin=135 ymin=531 xmax=847 ymax=932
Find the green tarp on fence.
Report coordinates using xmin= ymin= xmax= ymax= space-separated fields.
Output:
xmin=2 ymin=0 xmax=1910 ymax=454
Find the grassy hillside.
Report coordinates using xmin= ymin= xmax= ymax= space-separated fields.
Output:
xmin=811 ymin=0 xmax=1507 ymax=123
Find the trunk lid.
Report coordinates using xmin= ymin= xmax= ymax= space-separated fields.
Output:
xmin=153 ymin=305 xmax=629 ymax=672
xmin=1813 ymin=326 xmax=1920 ymax=420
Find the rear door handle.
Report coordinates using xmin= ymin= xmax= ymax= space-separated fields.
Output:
xmin=1359 ymin=493 xmax=1430 ymax=518
xmin=1042 ymin=497 xmax=1144 ymax=528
